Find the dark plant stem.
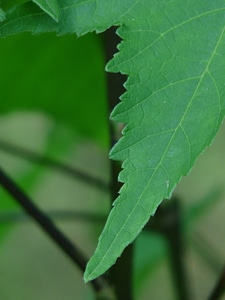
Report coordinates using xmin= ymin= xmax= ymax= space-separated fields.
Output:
xmin=162 ymin=198 xmax=190 ymax=300
xmin=0 ymin=166 xmax=108 ymax=294
xmin=146 ymin=198 xmax=190 ymax=300
xmin=208 ymin=265 xmax=225 ymax=300
xmin=109 ymin=242 xmax=134 ymax=300
xmin=0 ymin=139 xmax=108 ymax=191
xmin=109 ymin=160 xmax=134 ymax=300
xmin=104 ymin=27 xmax=134 ymax=300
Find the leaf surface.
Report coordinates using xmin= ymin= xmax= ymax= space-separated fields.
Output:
xmin=32 ymin=0 xmax=60 ymax=22
xmin=84 ymin=0 xmax=225 ymax=281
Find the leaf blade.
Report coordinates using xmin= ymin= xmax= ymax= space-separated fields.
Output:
xmin=84 ymin=0 xmax=225 ymax=281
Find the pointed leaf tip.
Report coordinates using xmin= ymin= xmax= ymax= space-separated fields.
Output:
xmin=85 ymin=0 xmax=225 ymax=279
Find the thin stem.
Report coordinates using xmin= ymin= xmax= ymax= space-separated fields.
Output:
xmin=109 ymin=159 xmax=134 ymax=300
xmin=104 ymin=27 xmax=134 ymax=300
xmin=0 ymin=166 xmax=108 ymax=293
xmin=146 ymin=198 xmax=190 ymax=300
xmin=162 ymin=198 xmax=190 ymax=300
xmin=208 ymin=265 xmax=225 ymax=300
xmin=0 ymin=139 xmax=109 ymax=191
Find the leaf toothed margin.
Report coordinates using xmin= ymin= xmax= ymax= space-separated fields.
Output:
xmin=84 ymin=0 xmax=225 ymax=281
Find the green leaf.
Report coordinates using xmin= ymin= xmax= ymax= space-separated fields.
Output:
xmin=0 ymin=32 xmax=108 ymax=145
xmin=32 ymin=0 xmax=60 ymax=22
xmin=84 ymin=0 xmax=225 ymax=281
xmin=0 ymin=0 xmax=137 ymax=36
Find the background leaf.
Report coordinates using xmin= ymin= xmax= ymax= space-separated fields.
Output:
xmin=32 ymin=0 xmax=60 ymax=22
xmin=0 ymin=32 xmax=108 ymax=145
xmin=84 ymin=0 xmax=225 ymax=281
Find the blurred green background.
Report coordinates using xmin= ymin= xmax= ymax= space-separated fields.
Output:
xmin=0 ymin=31 xmax=224 ymax=300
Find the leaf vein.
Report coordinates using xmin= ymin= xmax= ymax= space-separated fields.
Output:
xmin=116 ymin=7 xmax=225 ymax=68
